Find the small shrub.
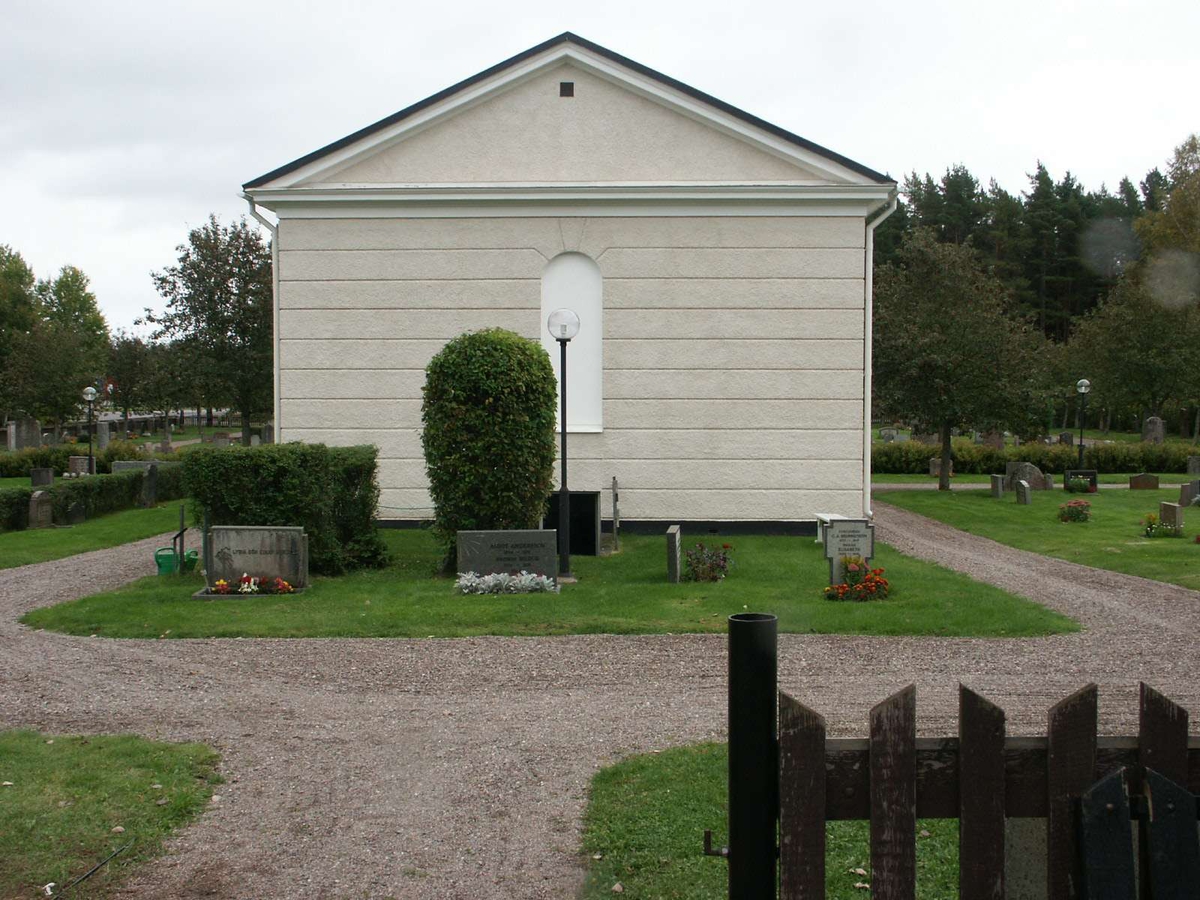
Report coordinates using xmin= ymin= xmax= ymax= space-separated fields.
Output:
xmin=0 ymin=486 xmax=33 ymax=532
xmin=1058 ymin=499 xmax=1092 ymax=522
xmin=824 ymin=556 xmax=890 ymax=601
xmin=683 ymin=542 xmax=734 ymax=582
xmin=1141 ymin=513 xmax=1184 ymax=538
xmin=455 ymin=571 xmax=559 ymax=594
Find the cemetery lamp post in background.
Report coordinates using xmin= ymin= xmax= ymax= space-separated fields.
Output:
xmin=1076 ymin=378 xmax=1090 ymax=469
xmin=547 ymin=308 xmax=580 ymax=581
xmin=82 ymin=385 xmax=97 ymax=475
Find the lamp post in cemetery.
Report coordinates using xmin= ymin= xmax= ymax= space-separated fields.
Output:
xmin=1076 ymin=378 xmax=1090 ymax=469
xmin=82 ymin=385 xmax=97 ymax=475
xmin=547 ymin=308 xmax=580 ymax=581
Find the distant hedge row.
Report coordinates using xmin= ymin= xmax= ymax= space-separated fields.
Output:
xmin=0 ymin=440 xmax=179 ymax=477
xmin=0 ymin=466 xmax=186 ymax=532
xmin=182 ymin=443 xmax=387 ymax=575
xmin=873 ymin=439 xmax=1199 ymax=474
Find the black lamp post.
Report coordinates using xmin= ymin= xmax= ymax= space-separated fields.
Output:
xmin=547 ymin=308 xmax=580 ymax=581
xmin=82 ymin=385 xmax=97 ymax=475
xmin=1076 ymin=378 xmax=1090 ymax=469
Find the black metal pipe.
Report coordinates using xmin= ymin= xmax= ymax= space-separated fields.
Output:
xmin=557 ymin=337 xmax=571 ymax=578
xmin=1077 ymin=391 xmax=1086 ymax=468
xmin=727 ymin=612 xmax=778 ymax=899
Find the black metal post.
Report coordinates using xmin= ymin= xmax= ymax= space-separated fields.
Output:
xmin=87 ymin=399 xmax=95 ymax=475
xmin=1078 ymin=391 xmax=1086 ymax=469
xmin=727 ymin=612 xmax=778 ymax=899
xmin=557 ymin=337 xmax=571 ymax=579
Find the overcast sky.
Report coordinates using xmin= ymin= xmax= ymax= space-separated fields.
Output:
xmin=2 ymin=0 xmax=1196 ymax=333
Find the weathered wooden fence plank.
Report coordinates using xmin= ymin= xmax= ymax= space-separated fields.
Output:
xmin=1046 ymin=683 xmax=1098 ymax=900
xmin=958 ymin=686 xmax=1005 ymax=900
xmin=779 ymin=692 xmax=826 ymax=900
xmin=869 ymin=685 xmax=916 ymax=900
xmin=1143 ymin=769 xmax=1200 ymax=900
xmin=1138 ymin=682 xmax=1189 ymax=784
xmin=1078 ymin=769 xmax=1136 ymax=900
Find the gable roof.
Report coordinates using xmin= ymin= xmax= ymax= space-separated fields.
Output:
xmin=243 ymin=32 xmax=893 ymax=190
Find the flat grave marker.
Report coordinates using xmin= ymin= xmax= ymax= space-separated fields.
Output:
xmin=456 ymin=529 xmax=556 ymax=580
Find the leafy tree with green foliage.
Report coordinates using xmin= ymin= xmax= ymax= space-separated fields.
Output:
xmin=34 ymin=265 xmax=109 ymax=366
xmin=145 ymin=216 xmax=272 ymax=444
xmin=107 ymin=331 xmax=151 ymax=434
xmin=421 ymin=328 xmax=557 ymax=567
xmin=0 ymin=245 xmax=37 ymax=420
xmin=874 ymin=230 xmax=1051 ymax=489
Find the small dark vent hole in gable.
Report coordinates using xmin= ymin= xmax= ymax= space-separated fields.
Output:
xmin=559 ymin=81 xmax=574 ymax=97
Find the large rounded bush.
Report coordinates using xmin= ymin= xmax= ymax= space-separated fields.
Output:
xmin=421 ymin=328 xmax=557 ymax=564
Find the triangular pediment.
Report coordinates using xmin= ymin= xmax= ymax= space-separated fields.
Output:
xmin=245 ymin=35 xmax=891 ymax=191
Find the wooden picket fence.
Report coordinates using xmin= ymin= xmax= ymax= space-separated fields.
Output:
xmin=778 ymin=683 xmax=1199 ymax=899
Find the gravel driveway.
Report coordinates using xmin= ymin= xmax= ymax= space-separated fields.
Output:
xmin=2 ymin=507 xmax=1198 ymax=899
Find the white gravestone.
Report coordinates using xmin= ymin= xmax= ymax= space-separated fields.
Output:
xmin=1016 ymin=480 xmax=1032 ymax=505
xmin=823 ymin=519 xmax=875 ymax=585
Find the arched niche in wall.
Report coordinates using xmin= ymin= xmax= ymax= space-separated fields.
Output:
xmin=541 ymin=252 xmax=603 ymax=432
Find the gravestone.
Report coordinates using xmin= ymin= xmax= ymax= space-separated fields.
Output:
xmin=1016 ymin=480 xmax=1032 ymax=505
xmin=96 ymin=421 xmax=110 ymax=450
xmin=1159 ymin=502 xmax=1184 ymax=530
xmin=1058 ymin=431 xmax=1074 ymax=446
xmin=1005 ymin=461 xmax=1046 ymax=491
xmin=206 ymin=525 xmax=309 ymax=589
xmin=1188 ymin=456 xmax=1200 ymax=476
xmin=142 ymin=464 xmax=158 ymax=507
xmin=990 ymin=474 xmax=1005 ymax=499
xmin=1178 ymin=481 xmax=1198 ymax=508
xmin=611 ymin=476 xmax=621 ymax=552
xmin=250 ymin=434 xmax=261 ymax=446
xmin=1064 ymin=468 xmax=1099 ymax=492
xmin=30 ymin=468 xmax=54 ymax=488
xmin=6 ymin=417 xmax=41 ymax=452
xmin=981 ymin=431 xmax=1005 ymax=450
xmin=261 ymin=424 xmax=275 ymax=444
xmin=213 ymin=432 xmax=231 ymax=448
xmin=1142 ymin=416 xmax=1165 ymax=444
xmin=455 ymin=530 xmax=556 ymax=579
xmin=1129 ymin=473 xmax=1159 ymax=490
xmin=66 ymin=501 xmax=85 ymax=525
xmin=928 ymin=457 xmax=954 ymax=477
xmin=823 ymin=519 xmax=875 ymax=584
xmin=27 ymin=491 xmax=53 ymax=529
xmin=68 ymin=455 xmax=94 ymax=476
xmin=666 ymin=525 xmax=682 ymax=583
xmin=879 ymin=428 xmax=898 ymax=443
xmin=911 ymin=432 xmax=938 ymax=446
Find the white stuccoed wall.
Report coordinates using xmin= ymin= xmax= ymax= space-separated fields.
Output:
xmin=277 ymin=214 xmax=866 ymax=522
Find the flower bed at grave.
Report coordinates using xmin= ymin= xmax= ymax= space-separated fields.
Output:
xmin=192 ymin=574 xmax=301 ymax=598
xmin=823 ymin=556 xmax=890 ymax=602
xmin=1058 ymin=500 xmax=1092 ymax=522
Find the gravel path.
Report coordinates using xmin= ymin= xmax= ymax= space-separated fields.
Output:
xmin=3 ymin=512 xmax=1199 ymax=899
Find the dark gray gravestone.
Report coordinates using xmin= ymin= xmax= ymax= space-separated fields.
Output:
xmin=1159 ymin=502 xmax=1184 ymax=529
xmin=1180 ymin=481 xmax=1200 ymax=508
xmin=261 ymin=424 xmax=275 ymax=444
xmin=666 ymin=524 xmax=681 ymax=583
xmin=1188 ymin=456 xmax=1200 ymax=476
xmin=879 ymin=428 xmax=897 ymax=443
xmin=142 ymin=464 xmax=158 ymax=507
xmin=456 ymin=530 xmax=556 ymax=579
xmin=30 ymin=467 xmax=54 ymax=488
xmin=1129 ymin=473 xmax=1160 ymax=490
xmin=823 ymin=519 xmax=875 ymax=584
xmin=66 ymin=501 xmax=85 ymax=525
xmin=68 ymin=455 xmax=94 ymax=476
xmin=1016 ymin=480 xmax=1032 ymax=505
xmin=1142 ymin=416 xmax=1165 ymax=444
xmin=28 ymin=491 xmax=53 ymax=529
xmin=9 ymin=417 xmax=41 ymax=451
xmin=1058 ymin=431 xmax=1074 ymax=446
xmin=1064 ymin=469 xmax=1099 ymax=492
xmin=1005 ymin=461 xmax=1046 ymax=491
xmin=207 ymin=525 xmax=309 ymax=588
xmin=990 ymin=474 xmax=1005 ymax=498
xmin=213 ymin=432 xmax=231 ymax=448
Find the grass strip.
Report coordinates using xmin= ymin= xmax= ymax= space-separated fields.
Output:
xmin=0 ymin=504 xmax=181 ymax=570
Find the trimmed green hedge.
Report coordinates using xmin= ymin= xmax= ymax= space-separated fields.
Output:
xmin=0 ymin=466 xmax=187 ymax=533
xmin=421 ymin=328 xmax=557 ymax=564
xmin=872 ymin=439 xmax=1198 ymax=474
xmin=0 ymin=440 xmax=179 ymax=477
xmin=182 ymin=444 xmax=387 ymax=575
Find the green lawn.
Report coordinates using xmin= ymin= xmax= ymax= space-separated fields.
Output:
xmin=0 ymin=729 xmax=220 ymax=899
xmin=878 ymin=488 xmax=1200 ymax=591
xmin=0 ymin=505 xmax=181 ymax=570
xmin=872 ymin=472 xmax=1194 ymax=485
xmin=581 ymin=743 xmax=957 ymax=900
xmin=22 ymin=529 xmax=1075 ymax=639
xmin=0 ymin=476 xmax=31 ymax=488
